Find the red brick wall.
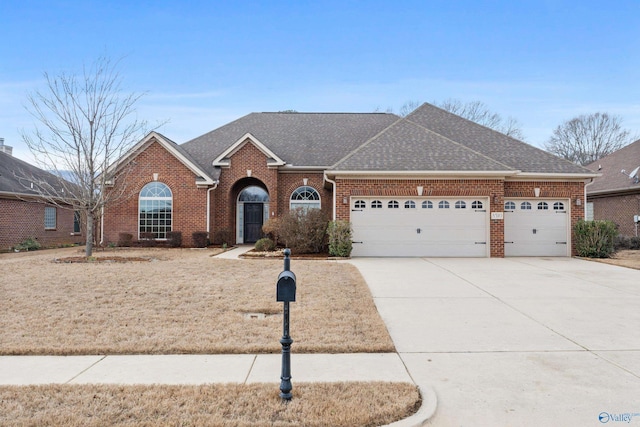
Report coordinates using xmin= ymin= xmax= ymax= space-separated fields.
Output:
xmin=0 ymin=198 xmax=81 ymax=251
xmin=590 ymin=193 xmax=640 ymax=236
xmin=103 ymin=140 xmax=209 ymax=247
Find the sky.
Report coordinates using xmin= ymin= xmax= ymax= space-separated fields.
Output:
xmin=1 ymin=0 xmax=639 ymax=163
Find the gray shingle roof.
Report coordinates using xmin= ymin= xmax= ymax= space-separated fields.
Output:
xmin=181 ymin=112 xmax=400 ymax=176
xmin=405 ymin=103 xmax=593 ymax=174
xmin=332 ymin=118 xmax=513 ymax=172
xmin=0 ymin=151 xmax=65 ymax=196
xmin=586 ymin=138 xmax=640 ymax=194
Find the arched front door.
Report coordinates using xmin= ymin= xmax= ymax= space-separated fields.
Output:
xmin=237 ymin=186 xmax=269 ymax=244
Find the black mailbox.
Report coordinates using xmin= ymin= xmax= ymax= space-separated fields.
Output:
xmin=276 ymin=270 xmax=297 ymax=302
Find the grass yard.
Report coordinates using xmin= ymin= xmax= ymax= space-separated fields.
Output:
xmin=0 ymin=247 xmax=395 ymax=355
xmin=0 ymin=382 xmax=420 ymax=427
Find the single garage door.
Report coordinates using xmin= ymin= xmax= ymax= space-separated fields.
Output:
xmin=350 ymin=197 xmax=489 ymax=257
xmin=504 ymin=199 xmax=569 ymax=256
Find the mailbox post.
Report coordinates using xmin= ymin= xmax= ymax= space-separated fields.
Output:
xmin=276 ymin=248 xmax=296 ymax=400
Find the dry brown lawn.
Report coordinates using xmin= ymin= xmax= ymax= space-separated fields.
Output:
xmin=0 ymin=247 xmax=394 ymax=355
xmin=0 ymin=382 xmax=420 ymax=426
xmin=589 ymin=249 xmax=640 ymax=270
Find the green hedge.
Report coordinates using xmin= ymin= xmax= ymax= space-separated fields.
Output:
xmin=327 ymin=220 xmax=352 ymax=257
xmin=574 ymin=220 xmax=617 ymax=258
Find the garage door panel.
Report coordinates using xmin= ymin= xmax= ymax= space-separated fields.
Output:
xmin=351 ymin=197 xmax=488 ymax=257
xmin=504 ymin=199 xmax=569 ymax=257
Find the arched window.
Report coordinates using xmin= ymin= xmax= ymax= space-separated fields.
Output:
xmin=521 ymin=202 xmax=532 ymax=210
xmin=504 ymin=201 xmax=516 ymax=211
xmin=472 ymin=200 xmax=483 ymax=209
xmin=405 ymin=201 xmax=416 ymax=209
xmin=388 ymin=200 xmax=399 ymax=208
xmin=239 ymin=186 xmax=269 ymax=202
xmin=538 ymin=202 xmax=549 ymax=210
xmin=354 ymin=200 xmax=366 ymax=209
xmin=290 ymin=186 xmax=320 ymax=211
xmin=439 ymin=201 xmax=450 ymax=209
xmin=139 ymin=182 xmax=172 ymax=239
xmin=553 ymin=202 xmax=565 ymax=211
xmin=455 ymin=201 xmax=466 ymax=209
xmin=371 ymin=200 xmax=382 ymax=208
xmin=422 ymin=201 xmax=433 ymax=209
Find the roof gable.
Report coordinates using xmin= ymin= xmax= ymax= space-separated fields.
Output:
xmin=212 ymin=133 xmax=285 ymax=167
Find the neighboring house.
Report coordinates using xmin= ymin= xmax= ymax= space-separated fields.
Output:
xmin=586 ymin=139 xmax=640 ymax=237
xmin=0 ymin=140 xmax=83 ymax=251
xmin=102 ymin=103 xmax=596 ymax=257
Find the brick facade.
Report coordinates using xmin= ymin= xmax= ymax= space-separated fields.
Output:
xmin=102 ymin=137 xmax=586 ymax=256
xmin=0 ymin=198 xmax=81 ymax=251
xmin=590 ymin=193 xmax=640 ymax=237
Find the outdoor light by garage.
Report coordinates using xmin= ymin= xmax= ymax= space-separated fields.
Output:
xmin=276 ymin=248 xmax=296 ymax=400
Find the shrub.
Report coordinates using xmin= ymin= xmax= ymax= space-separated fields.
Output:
xmin=14 ymin=237 xmax=41 ymax=251
xmin=212 ymin=229 xmax=233 ymax=246
xmin=166 ymin=231 xmax=182 ymax=248
xmin=192 ymin=231 xmax=208 ymax=248
xmin=574 ymin=220 xmax=617 ymax=258
xmin=327 ymin=220 xmax=353 ymax=257
xmin=262 ymin=218 xmax=282 ymax=245
xmin=278 ymin=208 xmax=329 ymax=254
xmin=614 ymin=235 xmax=640 ymax=251
xmin=117 ymin=233 xmax=133 ymax=247
xmin=139 ymin=232 xmax=156 ymax=247
xmin=255 ymin=237 xmax=276 ymax=252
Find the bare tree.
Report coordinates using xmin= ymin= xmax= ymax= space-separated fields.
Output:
xmin=544 ymin=113 xmax=634 ymax=165
xmin=398 ymin=100 xmax=421 ymax=117
xmin=21 ymin=56 xmax=148 ymax=256
xmin=436 ymin=99 xmax=526 ymax=140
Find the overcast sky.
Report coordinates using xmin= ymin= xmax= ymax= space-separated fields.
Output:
xmin=1 ymin=0 xmax=639 ymax=162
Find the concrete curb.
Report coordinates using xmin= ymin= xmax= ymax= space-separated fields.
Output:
xmin=384 ymin=384 xmax=438 ymax=427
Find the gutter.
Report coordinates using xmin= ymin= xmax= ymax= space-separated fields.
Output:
xmin=206 ymin=180 xmax=220 ymax=235
xmin=323 ymin=173 xmax=337 ymax=221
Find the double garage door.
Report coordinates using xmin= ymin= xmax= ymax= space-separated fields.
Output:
xmin=351 ymin=197 xmax=489 ymax=257
xmin=350 ymin=197 xmax=570 ymax=257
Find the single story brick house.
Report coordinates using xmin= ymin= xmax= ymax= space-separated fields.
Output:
xmin=0 ymin=141 xmax=83 ymax=251
xmin=586 ymin=139 xmax=640 ymax=236
xmin=102 ymin=103 xmax=596 ymax=257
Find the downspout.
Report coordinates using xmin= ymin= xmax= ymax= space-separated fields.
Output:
xmin=324 ymin=173 xmax=337 ymax=221
xmin=206 ymin=180 xmax=220 ymax=235
xmin=99 ymin=206 xmax=104 ymax=245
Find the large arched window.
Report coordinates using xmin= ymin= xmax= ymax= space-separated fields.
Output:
xmin=139 ymin=182 xmax=172 ymax=239
xmin=290 ymin=186 xmax=320 ymax=211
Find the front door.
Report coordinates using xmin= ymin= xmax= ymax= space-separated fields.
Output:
xmin=244 ymin=203 xmax=264 ymax=243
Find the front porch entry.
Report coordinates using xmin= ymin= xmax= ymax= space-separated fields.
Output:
xmin=237 ymin=185 xmax=270 ymax=244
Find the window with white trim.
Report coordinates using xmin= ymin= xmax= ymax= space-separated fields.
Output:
xmin=371 ymin=200 xmax=382 ymax=208
xmin=44 ymin=206 xmax=56 ymax=230
xmin=586 ymin=202 xmax=594 ymax=221
xmin=472 ymin=200 xmax=483 ymax=209
xmin=553 ymin=202 xmax=565 ymax=211
xmin=73 ymin=211 xmax=81 ymax=233
xmin=439 ymin=201 xmax=450 ymax=209
xmin=139 ymin=182 xmax=172 ymax=239
xmin=538 ymin=202 xmax=549 ymax=210
xmin=290 ymin=186 xmax=320 ymax=211
xmin=405 ymin=201 xmax=416 ymax=209
xmin=504 ymin=201 xmax=516 ymax=210
xmin=455 ymin=201 xmax=466 ymax=209
xmin=354 ymin=200 xmax=366 ymax=209
xmin=422 ymin=201 xmax=433 ymax=209
xmin=388 ymin=200 xmax=399 ymax=208
xmin=521 ymin=202 xmax=532 ymax=210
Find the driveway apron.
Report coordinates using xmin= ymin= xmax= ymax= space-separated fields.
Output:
xmin=349 ymin=257 xmax=640 ymax=427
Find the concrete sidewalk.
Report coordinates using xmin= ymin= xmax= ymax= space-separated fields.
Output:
xmin=0 ymin=353 xmax=411 ymax=385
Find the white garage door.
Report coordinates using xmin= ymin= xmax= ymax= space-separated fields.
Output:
xmin=350 ymin=197 xmax=489 ymax=257
xmin=504 ymin=199 xmax=569 ymax=256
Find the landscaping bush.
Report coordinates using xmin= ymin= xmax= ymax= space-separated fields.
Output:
xmin=278 ymin=208 xmax=329 ymax=254
xmin=139 ymin=232 xmax=156 ymax=247
xmin=262 ymin=217 xmax=282 ymax=245
xmin=166 ymin=231 xmax=182 ymax=248
xmin=255 ymin=237 xmax=276 ymax=252
xmin=327 ymin=220 xmax=353 ymax=257
xmin=212 ymin=229 xmax=233 ymax=246
xmin=117 ymin=233 xmax=133 ymax=247
xmin=574 ymin=219 xmax=617 ymax=258
xmin=614 ymin=235 xmax=640 ymax=251
xmin=192 ymin=231 xmax=208 ymax=248
xmin=14 ymin=237 xmax=41 ymax=252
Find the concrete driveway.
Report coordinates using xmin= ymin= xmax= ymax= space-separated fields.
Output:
xmin=349 ymin=257 xmax=640 ymax=426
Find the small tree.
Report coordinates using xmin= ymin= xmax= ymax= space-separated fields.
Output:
xmin=278 ymin=209 xmax=329 ymax=254
xmin=544 ymin=113 xmax=634 ymax=165
xmin=21 ymin=56 xmax=149 ymax=256
xmin=327 ymin=220 xmax=353 ymax=257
